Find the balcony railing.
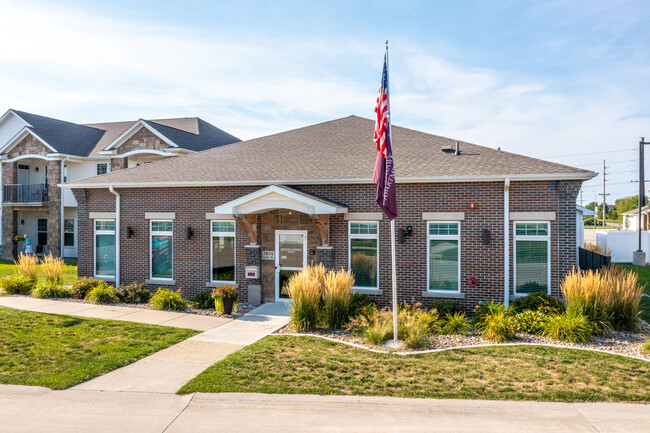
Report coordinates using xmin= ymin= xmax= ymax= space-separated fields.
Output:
xmin=3 ymin=184 xmax=48 ymax=204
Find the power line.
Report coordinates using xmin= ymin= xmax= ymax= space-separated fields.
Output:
xmin=538 ymin=148 xmax=636 ymax=159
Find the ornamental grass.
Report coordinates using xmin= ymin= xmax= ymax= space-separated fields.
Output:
xmin=323 ymin=269 xmax=354 ymax=329
xmin=41 ymin=252 xmax=64 ymax=283
xmin=85 ymin=282 xmax=118 ymax=304
xmin=561 ymin=267 xmax=643 ymax=332
xmin=15 ymin=253 xmax=38 ymax=283
xmin=286 ymin=268 xmax=322 ymax=331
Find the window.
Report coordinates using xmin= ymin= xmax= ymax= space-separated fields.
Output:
xmin=63 ymin=165 xmax=68 ymax=183
xmin=427 ymin=222 xmax=460 ymax=292
xmin=37 ymin=218 xmax=47 ymax=246
xmin=151 ymin=220 xmax=173 ymax=280
xmin=349 ymin=222 xmax=378 ymax=289
xmin=514 ymin=222 xmax=550 ymax=295
xmin=94 ymin=220 xmax=115 ymax=277
xmin=211 ymin=221 xmax=236 ymax=283
xmin=64 ymin=218 xmax=75 ymax=247
xmin=96 ymin=163 xmax=108 ymax=175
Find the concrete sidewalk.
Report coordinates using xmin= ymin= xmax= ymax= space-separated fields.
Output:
xmin=72 ymin=301 xmax=291 ymax=393
xmin=1 ymin=386 xmax=647 ymax=433
xmin=0 ymin=295 xmax=230 ymax=331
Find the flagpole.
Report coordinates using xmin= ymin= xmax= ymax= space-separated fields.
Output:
xmin=385 ymin=40 xmax=399 ymax=343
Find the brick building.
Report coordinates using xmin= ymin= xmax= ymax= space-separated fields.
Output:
xmin=64 ymin=116 xmax=596 ymax=308
xmin=0 ymin=109 xmax=239 ymax=258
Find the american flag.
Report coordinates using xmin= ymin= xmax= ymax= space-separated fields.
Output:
xmin=372 ymin=51 xmax=397 ymax=220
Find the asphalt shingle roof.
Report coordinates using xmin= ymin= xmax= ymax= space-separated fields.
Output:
xmin=65 ymin=115 xmax=596 ymax=187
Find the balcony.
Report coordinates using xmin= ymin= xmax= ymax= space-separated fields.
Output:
xmin=3 ymin=184 xmax=48 ymax=205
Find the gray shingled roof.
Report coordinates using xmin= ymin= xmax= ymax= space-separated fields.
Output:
xmin=8 ymin=111 xmax=240 ymax=157
xmin=64 ymin=115 xmax=596 ymax=188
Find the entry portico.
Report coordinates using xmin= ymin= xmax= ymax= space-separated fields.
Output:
xmin=208 ymin=185 xmax=348 ymax=302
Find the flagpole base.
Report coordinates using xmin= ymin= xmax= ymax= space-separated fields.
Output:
xmin=383 ymin=339 xmax=404 ymax=350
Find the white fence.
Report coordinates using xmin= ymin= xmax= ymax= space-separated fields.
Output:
xmin=596 ymin=230 xmax=650 ymax=263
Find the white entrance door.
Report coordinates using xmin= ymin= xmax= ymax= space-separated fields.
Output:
xmin=275 ymin=230 xmax=307 ymax=301
xmin=17 ymin=164 xmax=29 ymax=184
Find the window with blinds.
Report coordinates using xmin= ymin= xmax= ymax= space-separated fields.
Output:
xmin=514 ymin=222 xmax=550 ymax=295
xmin=427 ymin=222 xmax=460 ymax=292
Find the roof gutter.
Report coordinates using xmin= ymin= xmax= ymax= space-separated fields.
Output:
xmin=59 ymin=171 xmax=598 ymax=189
xmin=108 ymin=186 xmax=120 ymax=287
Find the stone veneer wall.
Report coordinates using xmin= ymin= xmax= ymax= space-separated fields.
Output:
xmin=75 ymin=180 xmax=581 ymax=310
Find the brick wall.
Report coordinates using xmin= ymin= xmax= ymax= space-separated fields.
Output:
xmin=76 ymin=180 xmax=581 ymax=309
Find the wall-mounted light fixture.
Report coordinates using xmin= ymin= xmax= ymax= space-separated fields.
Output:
xmin=186 ymin=227 xmax=194 ymax=240
xmin=397 ymin=226 xmax=413 ymax=244
xmin=126 ymin=227 xmax=134 ymax=238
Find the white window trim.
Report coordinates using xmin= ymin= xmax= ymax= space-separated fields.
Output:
xmin=210 ymin=220 xmax=236 ymax=285
xmin=426 ymin=221 xmax=461 ymax=294
xmin=150 ymin=220 xmax=174 ymax=281
xmin=348 ymin=221 xmax=379 ymax=290
xmin=64 ymin=217 xmax=75 ymax=247
xmin=513 ymin=221 xmax=551 ymax=296
xmin=94 ymin=219 xmax=116 ymax=279
xmin=96 ymin=163 xmax=109 ymax=176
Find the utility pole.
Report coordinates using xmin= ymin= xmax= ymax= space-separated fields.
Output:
xmin=633 ymin=138 xmax=650 ymax=266
xmin=599 ymin=160 xmax=610 ymax=227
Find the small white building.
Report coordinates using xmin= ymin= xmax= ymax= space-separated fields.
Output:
xmin=621 ymin=205 xmax=650 ymax=232
xmin=576 ymin=204 xmax=595 ymax=247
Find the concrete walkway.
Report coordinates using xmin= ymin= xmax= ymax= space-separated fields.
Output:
xmin=0 ymin=387 xmax=648 ymax=433
xmin=72 ymin=301 xmax=291 ymax=393
xmin=0 ymin=296 xmax=230 ymax=331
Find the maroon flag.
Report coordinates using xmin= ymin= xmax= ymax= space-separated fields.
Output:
xmin=373 ymin=52 xmax=397 ymax=220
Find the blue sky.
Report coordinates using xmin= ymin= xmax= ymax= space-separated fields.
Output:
xmin=2 ymin=0 xmax=650 ymax=202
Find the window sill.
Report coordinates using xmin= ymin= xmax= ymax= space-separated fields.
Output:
xmin=421 ymin=291 xmax=465 ymax=299
xmin=146 ymin=279 xmax=176 ymax=285
xmin=206 ymin=282 xmax=238 ymax=288
xmin=352 ymin=287 xmax=383 ymax=295
xmin=94 ymin=276 xmax=115 ymax=282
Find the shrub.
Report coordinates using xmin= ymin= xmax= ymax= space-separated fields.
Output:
xmin=474 ymin=302 xmax=517 ymax=343
xmin=514 ymin=310 xmax=546 ymax=334
xmin=31 ymin=280 xmax=71 ymax=299
xmin=360 ymin=308 xmax=394 ymax=345
xmin=0 ymin=275 xmax=35 ymax=295
xmin=643 ymin=339 xmax=650 ymax=355
xmin=398 ymin=307 xmax=438 ymax=349
xmin=15 ymin=253 xmax=38 ymax=283
xmin=431 ymin=300 xmax=461 ymax=317
xmin=584 ymin=242 xmax=612 ymax=256
xmin=349 ymin=293 xmax=377 ymax=319
xmin=562 ymin=267 xmax=642 ymax=332
xmin=323 ymin=269 xmax=353 ymax=329
xmin=115 ymin=282 xmax=150 ymax=304
xmin=150 ymin=288 xmax=188 ymax=311
xmin=192 ymin=290 xmax=214 ymax=309
xmin=85 ymin=282 xmax=118 ymax=304
xmin=510 ymin=292 xmax=564 ymax=315
xmin=286 ymin=267 xmax=322 ymax=331
xmin=40 ymin=252 xmax=64 ymax=283
xmin=70 ymin=277 xmax=102 ymax=299
xmin=442 ymin=311 xmax=471 ymax=335
xmin=541 ymin=312 xmax=594 ymax=343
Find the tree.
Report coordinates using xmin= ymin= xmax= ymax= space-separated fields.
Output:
xmin=585 ymin=201 xmax=597 ymax=211
xmin=615 ymin=195 xmax=648 ymax=214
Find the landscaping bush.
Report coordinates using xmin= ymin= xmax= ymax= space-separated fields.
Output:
xmin=473 ymin=302 xmax=517 ymax=343
xmin=514 ymin=310 xmax=546 ymax=334
xmin=85 ymin=282 xmax=118 ymax=304
xmin=442 ymin=311 xmax=471 ymax=335
xmin=31 ymin=280 xmax=71 ymax=299
xmin=212 ymin=285 xmax=238 ymax=314
xmin=115 ymin=282 xmax=150 ymax=304
xmin=286 ymin=266 xmax=322 ymax=331
xmin=349 ymin=293 xmax=377 ymax=319
xmin=0 ymin=274 xmax=35 ymax=295
xmin=360 ymin=308 xmax=393 ymax=345
xmin=150 ymin=288 xmax=188 ymax=311
xmin=562 ymin=267 xmax=642 ymax=332
xmin=323 ymin=269 xmax=353 ymax=329
xmin=398 ymin=307 xmax=438 ymax=349
xmin=643 ymin=339 xmax=650 ymax=355
xmin=584 ymin=242 xmax=612 ymax=256
xmin=431 ymin=300 xmax=461 ymax=316
xmin=70 ymin=277 xmax=102 ymax=299
xmin=40 ymin=252 xmax=64 ymax=283
xmin=510 ymin=292 xmax=564 ymax=315
xmin=15 ymin=253 xmax=38 ymax=283
xmin=192 ymin=290 xmax=214 ymax=309
xmin=541 ymin=312 xmax=594 ymax=343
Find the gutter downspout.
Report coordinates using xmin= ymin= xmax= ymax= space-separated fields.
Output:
xmin=108 ymin=186 xmax=120 ymax=287
xmin=504 ymin=178 xmax=510 ymax=307
xmin=59 ymin=157 xmax=69 ymax=259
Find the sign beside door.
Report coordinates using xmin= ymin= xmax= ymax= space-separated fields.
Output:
xmin=262 ymin=250 xmax=274 ymax=260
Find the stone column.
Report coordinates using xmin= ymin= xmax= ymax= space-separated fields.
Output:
xmin=46 ymin=160 xmax=61 ymax=257
xmin=110 ymin=157 xmax=128 ymax=171
xmin=316 ymin=245 xmax=334 ymax=270
xmin=1 ymin=162 xmax=16 ymax=258
xmin=245 ymin=243 xmax=262 ymax=305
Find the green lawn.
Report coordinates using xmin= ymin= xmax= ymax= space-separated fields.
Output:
xmin=0 ymin=308 xmax=197 ymax=389
xmin=179 ymin=335 xmax=650 ymax=402
xmin=614 ymin=263 xmax=650 ymax=322
xmin=0 ymin=259 xmax=77 ymax=285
